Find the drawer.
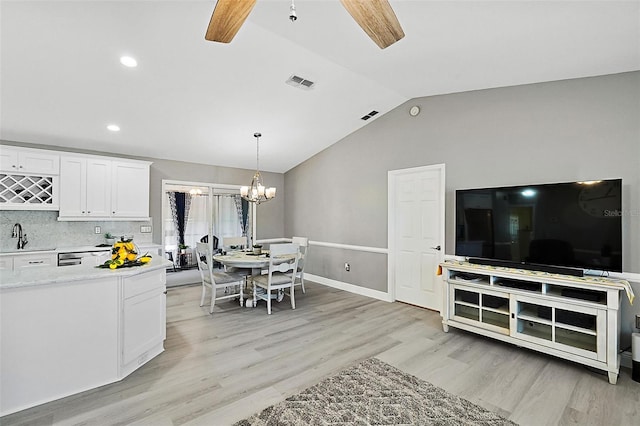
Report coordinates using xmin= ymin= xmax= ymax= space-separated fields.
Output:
xmin=14 ymin=253 xmax=57 ymax=269
xmin=123 ymin=269 xmax=166 ymax=299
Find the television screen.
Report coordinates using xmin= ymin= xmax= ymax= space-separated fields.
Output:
xmin=455 ymin=179 xmax=622 ymax=273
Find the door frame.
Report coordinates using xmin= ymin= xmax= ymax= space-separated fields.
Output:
xmin=387 ymin=163 xmax=446 ymax=306
xmin=160 ymin=179 xmax=253 ymax=256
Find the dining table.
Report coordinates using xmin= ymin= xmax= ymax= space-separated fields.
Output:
xmin=212 ymin=250 xmax=295 ymax=307
xmin=212 ymin=250 xmax=271 ymax=276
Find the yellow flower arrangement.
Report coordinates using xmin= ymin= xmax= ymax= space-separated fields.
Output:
xmin=98 ymin=237 xmax=153 ymax=269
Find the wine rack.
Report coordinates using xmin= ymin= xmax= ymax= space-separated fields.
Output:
xmin=0 ymin=174 xmax=58 ymax=209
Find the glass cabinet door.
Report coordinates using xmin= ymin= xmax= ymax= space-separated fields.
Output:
xmin=451 ymin=286 xmax=510 ymax=334
xmin=511 ymin=295 xmax=605 ymax=361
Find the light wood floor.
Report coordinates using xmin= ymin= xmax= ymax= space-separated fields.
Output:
xmin=3 ymin=282 xmax=639 ymax=426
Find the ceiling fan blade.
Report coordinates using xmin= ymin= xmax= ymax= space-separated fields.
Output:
xmin=205 ymin=0 xmax=258 ymax=43
xmin=339 ymin=0 xmax=405 ymax=49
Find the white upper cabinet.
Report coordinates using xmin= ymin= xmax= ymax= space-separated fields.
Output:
xmin=1 ymin=146 xmax=151 ymax=217
xmin=59 ymin=155 xmax=151 ymax=221
xmin=59 ymin=156 xmax=112 ymax=218
xmin=0 ymin=146 xmax=60 ymax=210
xmin=87 ymin=159 xmax=113 ymax=217
xmin=111 ymin=161 xmax=150 ymax=218
xmin=0 ymin=146 xmax=59 ymax=175
xmin=59 ymin=156 xmax=86 ymax=216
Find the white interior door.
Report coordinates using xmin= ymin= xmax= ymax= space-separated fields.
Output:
xmin=389 ymin=164 xmax=445 ymax=311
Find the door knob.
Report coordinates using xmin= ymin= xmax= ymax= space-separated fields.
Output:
xmin=431 ymin=245 xmax=441 ymax=251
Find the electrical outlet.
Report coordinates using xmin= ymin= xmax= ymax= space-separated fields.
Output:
xmin=94 ymin=226 xmax=101 ymax=234
xmin=636 ymin=314 xmax=640 ymax=329
xmin=140 ymin=225 xmax=152 ymax=233
xmin=344 ymin=263 xmax=350 ymax=272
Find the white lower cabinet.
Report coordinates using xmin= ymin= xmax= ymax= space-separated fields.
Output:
xmin=121 ymin=270 xmax=167 ymax=376
xmin=0 ymin=266 xmax=166 ymax=416
xmin=0 ymin=257 xmax=14 ymax=270
xmin=0 ymin=253 xmax=57 ymax=271
xmin=442 ymin=262 xmax=625 ymax=384
xmin=0 ymin=277 xmax=120 ymax=416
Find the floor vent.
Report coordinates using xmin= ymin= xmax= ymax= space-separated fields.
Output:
xmin=361 ymin=110 xmax=379 ymax=120
xmin=286 ymin=75 xmax=315 ymax=90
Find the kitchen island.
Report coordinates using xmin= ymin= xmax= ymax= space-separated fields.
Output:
xmin=0 ymin=258 xmax=171 ymax=416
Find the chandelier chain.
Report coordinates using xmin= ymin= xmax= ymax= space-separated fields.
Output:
xmin=256 ymin=135 xmax=260 ymax=173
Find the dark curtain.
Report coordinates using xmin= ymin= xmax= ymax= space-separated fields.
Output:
xmin=175 ymin=192 xmax=186 ymax=246
xmin=242 ymin=199 xmax=249 ymax=236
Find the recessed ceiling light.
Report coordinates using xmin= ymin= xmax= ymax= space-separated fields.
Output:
xmin=107 ymin=124 xmax=120 ymax=132
xmin=120 ymin=56 xmax=137 ymax=68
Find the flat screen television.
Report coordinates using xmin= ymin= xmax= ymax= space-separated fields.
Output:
xmin=455 ymin=179 xmax=622 ymax=275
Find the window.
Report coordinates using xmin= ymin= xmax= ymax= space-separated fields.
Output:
xmin=163 ymin=182 xmax=250 ymax=255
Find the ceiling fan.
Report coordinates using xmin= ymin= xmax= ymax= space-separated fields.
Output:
xmin=205 ymin=0 xmax=405 ymax=49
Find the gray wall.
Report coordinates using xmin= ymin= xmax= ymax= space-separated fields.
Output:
xmin=148 ymin=158 xmax=284 ymax=243
xmin=284 ymin=72 xmax=640 ymax=344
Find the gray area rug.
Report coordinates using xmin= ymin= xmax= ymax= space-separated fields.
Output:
xmin=234 ymin=357 xmax=517 ymax=425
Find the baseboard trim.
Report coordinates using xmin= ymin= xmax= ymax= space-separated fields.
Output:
xmin=306 ymin=273 xmax=393 ymax=302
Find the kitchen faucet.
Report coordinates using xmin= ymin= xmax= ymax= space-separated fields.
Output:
xmin=11 ymin=223 xmax=28 ymax=249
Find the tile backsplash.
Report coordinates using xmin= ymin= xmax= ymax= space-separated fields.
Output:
xmin=0 ymin=211 xmax=154 ymax=252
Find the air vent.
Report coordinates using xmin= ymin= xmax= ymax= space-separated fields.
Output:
xmin=361 ymin=110 xmax=379 ymax=121
xmin=286 ymin=74 xmax=315 ymax=90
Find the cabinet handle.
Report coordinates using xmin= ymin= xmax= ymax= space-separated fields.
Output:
xmin=511 ymin=313 xmax=515 ymax=319
xmin=28 ymin=261 xmax=44 ymax=264
xmin=19 ymin=165 xmax=23 ymax=169
xmin=12 ymin=164 xmax=17 ymax=168
xmin=87 ymin=211 xmax=91 ymax=213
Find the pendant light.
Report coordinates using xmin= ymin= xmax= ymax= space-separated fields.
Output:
xmin=240 ymin=132 xmax=276 ymax=204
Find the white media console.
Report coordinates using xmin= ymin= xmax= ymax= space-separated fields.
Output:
xmin=440 ymin=261 xmax=632 ymax=384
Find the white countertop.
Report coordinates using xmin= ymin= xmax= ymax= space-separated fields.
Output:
xmin=0 ymin=243 xmax=163 ymax=257
xmin=0 ymin=257 xmax=172 ymax=290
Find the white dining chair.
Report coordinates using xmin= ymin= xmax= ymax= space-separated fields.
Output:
xmin=196 ymin=242 xmax=245 ymax=313
xmin=252 ymin=243 xmax=299 ymax=314
xmin=222 ymin=236 xmax=247 ymax=251
xmin=290 ymin=236 xmax=308 ymax=294
xmin=220 ymin=236 xmax=250 ymax=275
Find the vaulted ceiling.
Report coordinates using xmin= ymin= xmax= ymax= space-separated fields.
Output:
xmin=2 ymin=1 xmax=638 ymax=173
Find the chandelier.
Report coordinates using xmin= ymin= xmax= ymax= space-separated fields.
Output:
xmin=240 ymin=132 xmax=276 ymax=204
